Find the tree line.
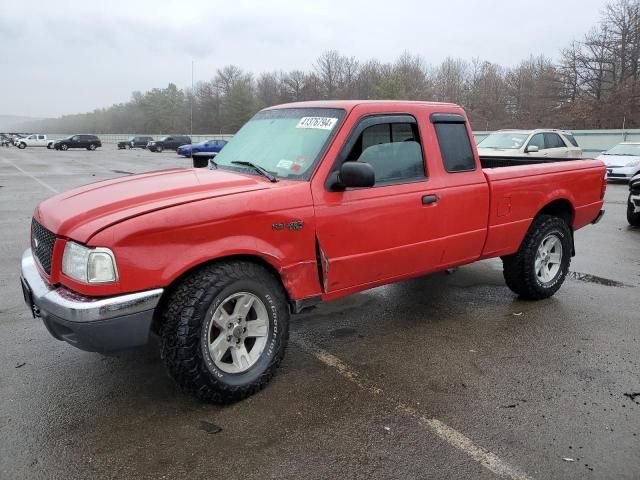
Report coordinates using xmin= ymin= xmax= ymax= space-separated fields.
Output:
xmin=18 ymin=0 xmax=640 ymax=134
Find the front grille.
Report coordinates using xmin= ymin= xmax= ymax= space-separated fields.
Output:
xmin=608 ymin=172 xmax=627 ymax=177
xmin=31 ymin=219 xmax=56 ymax=275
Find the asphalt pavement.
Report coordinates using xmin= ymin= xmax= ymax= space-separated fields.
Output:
xmin=0 ymin=146 xmax=638 ymax=479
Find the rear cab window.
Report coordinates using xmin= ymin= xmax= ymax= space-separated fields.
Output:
xmin=431 ymin=114 xmax=476 ymax=172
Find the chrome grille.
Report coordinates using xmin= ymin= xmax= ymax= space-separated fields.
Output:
xmin=31 ymin=219 xmax=56 ymax=274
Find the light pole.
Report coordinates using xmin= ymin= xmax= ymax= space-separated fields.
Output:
xmin=190 ymin=60 xmax=194 ymax=138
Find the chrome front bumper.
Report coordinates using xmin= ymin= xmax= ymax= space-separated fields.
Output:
xmin=20 ymin=248 xmax=163 ymax=352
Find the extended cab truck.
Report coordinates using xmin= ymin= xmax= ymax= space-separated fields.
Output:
xmin=17 ymin=134 xmax=48 ymax=149
xmin=20 ymin=101 xmax=606 ymax=404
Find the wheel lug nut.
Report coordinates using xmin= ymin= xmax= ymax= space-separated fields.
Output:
xmin=227 ymin=336 xmax=232 ymax=342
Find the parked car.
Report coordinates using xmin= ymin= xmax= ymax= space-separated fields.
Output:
xmin=597 ymin=142 xmax=640 ymax=182
xmin=1 ymin=134 xmax=10 ymax=147
xmin=177 ymin=139 xmax=227 ymax=157
xmin=628 ymin=172 xmax=640 ymax=226
xmin=118 ymin=136 xmax=154 ymax=150
xmin=20 ymin=100 xmax=606 ymax=404
xmin=477 ymin=129 xmax=582 ymax=158
xmin=147 ymin=135 xmax=191 ymax=152
xmin=10 ymin=134 xmax=27 ymax=146
xmin=54 ymin=135 xmax=102 ymax=151
xmin=16 ymin=134 xmax=49 ymax=149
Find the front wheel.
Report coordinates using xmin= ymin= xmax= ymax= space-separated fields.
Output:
xmin=160 ymin=261 xmax=290 ymax=403
xmin=502 ymin=215 xmax=572 ymax=300
xmin=628 ymin=194 xmax=640 ymax=227
xmin=18 ymin=142 xmax=26 ymax=149
xmin=60 ymin=144 xmax=68 ymax=151
xmin=156 ymin=145 xmax=163 ymax=153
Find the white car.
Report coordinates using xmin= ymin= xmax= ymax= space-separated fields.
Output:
xmin=597 ymin=142 xmax=640 ymax=182
xmin=16 ymin=134 xmax=49 ymax=149
xmin=477 ymin=129 xmax=582 ymax=158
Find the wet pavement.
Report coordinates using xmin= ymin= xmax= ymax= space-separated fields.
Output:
xmin=1 ymin=146 xmax=638 ymax=479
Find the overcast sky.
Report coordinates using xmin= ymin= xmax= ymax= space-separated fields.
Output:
xmin=0 ymin=0 xmax=608 ymax=118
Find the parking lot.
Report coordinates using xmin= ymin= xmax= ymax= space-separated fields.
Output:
xmin=0 ymin=146 xmax=638 ymax=479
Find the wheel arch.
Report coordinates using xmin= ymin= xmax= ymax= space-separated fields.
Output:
xmin=536 ymin=198 xmax=575 ymax=226
xmin=534 ymin=198 xmax=576 ymax=256
xmin=151 ymin=254 xmax=292 ymax=334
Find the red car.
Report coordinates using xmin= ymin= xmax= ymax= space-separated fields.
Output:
xmin=20 ymin=101 xmax=606 ymax=403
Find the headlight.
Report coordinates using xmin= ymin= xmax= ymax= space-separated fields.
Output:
xmin=625 ymin=159 xmax=640 ymax=167
xmin=62 ymin=241 xmax=118 ymax=283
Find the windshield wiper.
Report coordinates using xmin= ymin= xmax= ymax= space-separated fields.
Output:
xmin=231 ymin=161 xmax=278 ymax=182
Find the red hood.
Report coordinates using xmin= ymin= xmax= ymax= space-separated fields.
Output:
xmin=35 ymin=168 xmax=270 ymax=242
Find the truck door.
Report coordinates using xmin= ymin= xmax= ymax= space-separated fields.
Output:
xmin=311 ymin=114 xmax=444 ymax=294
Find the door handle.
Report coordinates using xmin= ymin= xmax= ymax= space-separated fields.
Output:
xmin=422 ymin=194 xmax=438 ymax=205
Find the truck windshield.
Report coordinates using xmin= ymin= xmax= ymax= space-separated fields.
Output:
xmin=603 ymin=144 xmax=640 ymax=156
xmin=214 ymin=108 xmax=345 ymax=179
xmin=478 ymin=133 xmax=528 ymax=149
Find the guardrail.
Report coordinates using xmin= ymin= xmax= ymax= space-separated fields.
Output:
xmin=34 ymin=129 xmax=640 ymax=155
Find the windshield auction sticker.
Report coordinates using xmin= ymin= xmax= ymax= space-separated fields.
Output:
xmin=296 ymin=117 xmax=338 ymax=130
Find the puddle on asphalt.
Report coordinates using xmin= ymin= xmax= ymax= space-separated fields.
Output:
xmin=568 ymin=271 xmax=631 ymax=288
xmin=330 ymin=327 xmax=358 ymax=338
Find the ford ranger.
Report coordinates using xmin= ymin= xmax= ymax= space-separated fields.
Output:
xmin=20 ymin=101 xmax=607 ymax=403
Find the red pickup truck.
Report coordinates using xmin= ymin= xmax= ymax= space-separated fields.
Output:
xmin=20 ymin=101 xmax=606 ymax=403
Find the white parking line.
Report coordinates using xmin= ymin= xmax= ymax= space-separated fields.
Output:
xmin=2 ymin=158 xmax=59 ymax=194
xmin=292 ymin=334 xmax=533 ymax=480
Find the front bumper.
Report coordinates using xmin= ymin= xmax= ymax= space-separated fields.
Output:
xmin=20 ymin=249 xmax=163 ymax=353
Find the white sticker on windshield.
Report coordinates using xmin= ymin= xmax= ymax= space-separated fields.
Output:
xmin=296 ymin=117 xmax=338 ymax=130
xmin=276 ymin=159 xmax=293 ymax=169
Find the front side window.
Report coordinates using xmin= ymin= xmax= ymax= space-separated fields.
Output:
xmin=214 ymin=108 xmax=345 ymax=180
xmin=528 ymin=133 xmax=545 ymax=150
xmin=434 ymin=122 xmax=476 ymax=172
xmin=342 ymin=120 xmax=425 ymax=185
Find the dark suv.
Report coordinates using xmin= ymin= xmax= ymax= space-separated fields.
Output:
xmin=118 ymin=136 xmax=154 ymax=149
xmin=54 ymin=134 xmax=102 ymax=151
xmin=147 ymin=135 xmax=191 ymax=153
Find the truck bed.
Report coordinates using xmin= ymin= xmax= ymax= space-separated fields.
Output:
xmin=479 ymin=155 xmax=583 ymax=169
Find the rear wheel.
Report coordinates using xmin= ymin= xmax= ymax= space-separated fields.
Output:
xmin=160 ymin=261 xmax=290 ymax=403
xmin=628 ymin=194 xmax=640 ymax=227
xmin=88 ymin=144 xmax=96 ymax=151
xmin=502 ymin=215 xmax=572 ymax=300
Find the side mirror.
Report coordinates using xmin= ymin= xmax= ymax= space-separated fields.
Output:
xmin=336 ymin=161 xmax=375 ymax=189
xmin=526 ymin=145 xmax=539 ymax=153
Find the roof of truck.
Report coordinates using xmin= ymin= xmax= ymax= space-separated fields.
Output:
xmin=267 ymin=100 xmax=460 ymax=111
